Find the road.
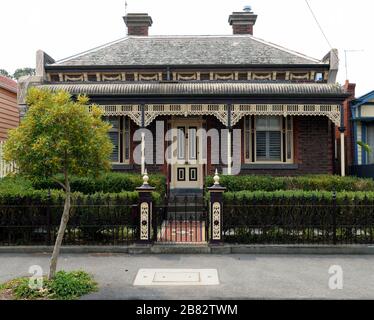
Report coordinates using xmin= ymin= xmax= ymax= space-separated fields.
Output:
xmin=0 ymin=253 xmax=373 ymax=299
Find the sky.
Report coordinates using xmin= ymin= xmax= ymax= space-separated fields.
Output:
xmin=1 ymin=0 xmax=372 ymax=96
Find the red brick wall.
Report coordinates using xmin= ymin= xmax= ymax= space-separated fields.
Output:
xmin=206 ymin=115 xmax=334 ymax=176
xmin=232 ymin=24 xmax=253 ymax=35
xmin=128 ymin=25 xmax=149 ymax=36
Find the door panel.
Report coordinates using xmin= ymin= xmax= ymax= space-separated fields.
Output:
xmin=171 ymin=121 xmax=203 ymax=190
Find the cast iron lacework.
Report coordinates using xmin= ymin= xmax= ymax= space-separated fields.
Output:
xmin=89 ymin=103 xmax=341 ymax=127
xmin=212 ymin=202 xmax=221 ymax=240
xmin=140 ymin=202 xmax=149 ymax=240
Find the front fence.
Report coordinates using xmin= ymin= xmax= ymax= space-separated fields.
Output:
xmin=223 ymin=196 xmax=374 ymax=245
xmin=0 ymin=195 xmax=138 ymax=246
xmin=1 ymin=193 xmax=374 ymax=246
xmin=153 ymin=198 xmax=209 ymax=244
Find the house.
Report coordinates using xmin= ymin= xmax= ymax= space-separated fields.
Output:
xmin=17 ymin=9 xmax=350 ymax=192
xmin=0 ymin=75 xmax=18 ymax=141
xmin=350 ymin=90 xmax=374 ymax=178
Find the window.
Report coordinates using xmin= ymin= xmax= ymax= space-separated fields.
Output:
xmin=366 ymin=125 xmax=374 ymax=164
xmin=244 ymin=116 xmax=293 ymax=163
xmin=104 ymin=116 xmax=131 ymax=164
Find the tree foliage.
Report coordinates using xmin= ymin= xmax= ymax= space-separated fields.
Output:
xmin=4 ymin=88 xmax=112 ymax=181
xmin=3 ymin=88 xmax=113 ymax=279
xmin=13 ymin=68 xmax=36 ymax=80
xmin=0 ymin=69 xmax=12 ymax=78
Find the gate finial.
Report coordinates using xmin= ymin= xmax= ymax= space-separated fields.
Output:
xmin=143 ymin=169 xmax=149 ymax=185
xmin=214 ymin=169 xmax=220 ymax=185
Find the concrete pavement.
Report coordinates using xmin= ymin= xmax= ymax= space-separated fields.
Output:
xmin=0 ymin=253 xmax=373 ymax=299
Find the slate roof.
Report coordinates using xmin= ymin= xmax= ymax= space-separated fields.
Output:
xmin=38 ymin=82 xmax=345 ymax=97
xmin=51 ymin=35 xmax=322 ymax=67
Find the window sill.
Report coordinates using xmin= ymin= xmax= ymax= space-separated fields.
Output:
xmin=242 ymin=163 xmax=299 ymax=170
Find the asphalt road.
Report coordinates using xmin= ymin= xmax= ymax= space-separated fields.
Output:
xmin=0 ymin=253 xmax=373 ymax=299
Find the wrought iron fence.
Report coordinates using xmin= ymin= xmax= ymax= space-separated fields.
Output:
xmin=0 ymin=195 xmax=138 ymax=246
xmin=223 ymin=196 xmax=374 ymax=245
xmin=153 ymin=195 xmax=209 ymax=244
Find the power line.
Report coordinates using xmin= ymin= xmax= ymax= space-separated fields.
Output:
xmin=304 ymin=0 xmax=339 ymax=62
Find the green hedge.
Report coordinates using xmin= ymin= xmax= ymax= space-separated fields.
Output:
xmin=224 ymin=190 xmax=374 ymax=203
xmin=31 ymin=172 xmax=166 ymax=195
xmin=206 ymin=175 xmax=374 ymax=192
xmin=0 ymin=176 xmax=162 ymax=205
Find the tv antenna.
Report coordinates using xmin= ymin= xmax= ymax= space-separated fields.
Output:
xmin=344 ymin=49 xmax=363 ymax=80
xmin=125 ymin=1 xmax=128 ymax=15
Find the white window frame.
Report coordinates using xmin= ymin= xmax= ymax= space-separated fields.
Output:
xmin=105 ymin=116 xmax=131 ymax=164
xmin=243 ymin=115 xmax=294 ymax=164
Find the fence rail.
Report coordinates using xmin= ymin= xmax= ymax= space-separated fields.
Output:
xmin=0 ymin=197 xmax=138 ymax=246
xmin=223 ymin=199 xmax=374 ymax=245
xmin=0 ymin=141 xmax=17 ymax=178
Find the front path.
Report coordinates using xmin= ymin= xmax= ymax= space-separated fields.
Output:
xmin=0 ymin=253 xmax=373 ymax=299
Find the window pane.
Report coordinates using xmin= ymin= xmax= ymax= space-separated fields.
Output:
xmin=269 ymin=132 xmax=281 ymax=161
xmin=286 ymin=131 xmax=292 ymax=160
xmin=189 ymin=127 xmax=197 ymax=160
xmin=256 ymin=131 xmax=267 ymax=160
xmin=123 ymin=117 xmax=130 ymax=161
xmin=245 ymin=131 xmax=251 ymax=159
xmin=256 ymin=117 xmax=268 ymax=130
xmin=367 ymin=125 xmax=374 ymax=164
xmin=268 ymin=117 xmax=281 ymax=130
xmin=177 ymin=127 xmax=185 ymax=160
xmin=109 ymin=131 xmax=119 ymax=162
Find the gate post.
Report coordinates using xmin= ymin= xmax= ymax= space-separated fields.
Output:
xmin=208 ymin=169 xmax=226 ymax=244
xmin=136 ymin=170 xmax=155 ymax=243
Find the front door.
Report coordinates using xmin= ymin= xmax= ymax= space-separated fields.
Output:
xmin=170 ymin=119 xmax=204 ymax=190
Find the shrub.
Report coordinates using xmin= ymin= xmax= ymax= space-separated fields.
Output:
xmin=1 ymin=270 xmax=97 ymax=300
xmin=31 ymin=172 xmax=166 ymax=195
xmin=47 ymin=270 xmax=97 ymax=300
xmin=206 ymin=175 xmax=374 ymax=192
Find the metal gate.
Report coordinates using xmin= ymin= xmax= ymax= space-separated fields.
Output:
xmin=153 ymin=194 xmax=209 ymax=244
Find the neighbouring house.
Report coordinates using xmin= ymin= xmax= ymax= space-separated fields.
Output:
xmin=350 ymin=90 xmax=374 ymax=178
xmin=0 ymin=75 xmax=18 ymax=141
xmin=18 ymin=8 xmax=350 ymax=192
xmin=335 ymin=80 xmax=356 ymax=175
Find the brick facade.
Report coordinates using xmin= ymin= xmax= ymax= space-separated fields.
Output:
xmin=206 ymin=115 xmax=334 ymax=176
xmin=112 ymin=115 xmax=335 ymax=177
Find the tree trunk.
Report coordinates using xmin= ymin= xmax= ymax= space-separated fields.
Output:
xmin=49 ymin=178 xmax=71 ymax=280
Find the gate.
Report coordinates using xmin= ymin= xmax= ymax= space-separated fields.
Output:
xmin=153 ymin=194 xmax=209 ymax=244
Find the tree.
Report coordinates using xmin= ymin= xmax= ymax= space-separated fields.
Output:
xmin=0 ymin=69 xmax=12 ymax=78
xmin=357 ymin=141 xmax=372 ymax=155
xmin=13 ymin=68 xmax=36 ymax=80
xmin=3 ymin=88 xmax=113 ymax=279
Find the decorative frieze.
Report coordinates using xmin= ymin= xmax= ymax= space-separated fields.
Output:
xmin=48 ymin=70 xmax=327 ymax=83
xmin=92 ymin=103 xmax=341 ymax=127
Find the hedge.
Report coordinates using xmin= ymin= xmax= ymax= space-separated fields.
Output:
xmin=206 ymin=175 xmax=374 ymax=192
xmin=223 ymin=190 xmax=374 ymax=245
xmin=31 ymin=172 xmax=166 ymax=196
xmin=223 ymin=190 xmax=374 ymax=203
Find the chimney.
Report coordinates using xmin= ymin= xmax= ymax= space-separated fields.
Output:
xmin=228 ymin=7 xmax=257 ymax=35
xmin=123 ymin=13 xmax=153 ymax=36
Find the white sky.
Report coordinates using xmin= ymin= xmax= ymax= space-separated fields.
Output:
xmin=1 ymin=0 xmax=372 ymax=96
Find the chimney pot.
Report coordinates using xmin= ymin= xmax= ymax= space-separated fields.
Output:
xmin=228 ymin=10 xmax=257 ymax=35
xmin=123 ymin=13 xmax=153 ymax=36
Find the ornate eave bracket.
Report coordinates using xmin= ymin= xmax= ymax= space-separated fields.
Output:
xmin=92 ymin=103 xmax=341 ymax=127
